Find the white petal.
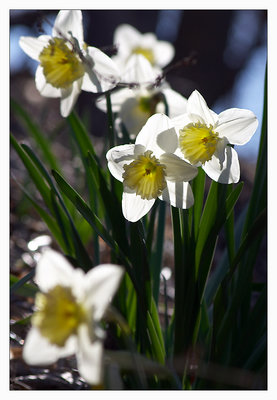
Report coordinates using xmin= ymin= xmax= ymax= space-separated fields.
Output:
xmin=35 ymin=248 xmax=79 ymax=292
xmin=119 ymin=96 xmax=149 ymax=137
xmin=162 ymin=87 xmax=188 ymax=118
xmin=114 ymin=24 xmax=142 ymax=58
xmin=60 ymin=80 xmax=81 ymax=117
xmin=153 ymin=41 xmax=175 ymax=68
xmin=84 ymin=264 xmax=124 ymax=320
xmin=85 ymin=47 xmax=120 ymax=92
xmin=53 ymin=10 xmax=84 ymax=45
xmin=122 ymin=191 xmax=155 ymax=222
xmin=136 ymin=113 xmax=175 ymax=157
xmin=160 ymin=153 xmax=198 ymax=182
xmin=139 ymin=32 xmax=157 ymax=48
xmin=77 ymin=326 xmax=104 ymax=385
xmin=95 ymin=88 xmax=134 ymax=113
xmin=187 ymin=90 xmax=217 ymax=126
xmin=23 ymin=327 xmax=77 ymax=365
xmin=121 ymin=54 xmax=158 ymax=84
xmin=171 ymin=113 xmax=193 ymax=136
xmin=19 ymin=35 xmax=51 ymax=61
xmin=35 ymin=66 xmax=61 ymax=98
xmin=159 ymin=181 xmax=194 ymax=209
xmin=202 ymin=146 xmax=240 ymax=184
xmin=81 ymin=68 xmax=101 ymax=92
xmin=216 ymin=108 xmax=258 ymax=145
xmin=106 ymin=144 xmax=136 ymax=182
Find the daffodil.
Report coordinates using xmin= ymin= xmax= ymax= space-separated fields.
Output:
xmin=19 ymin=10 xmax=120 ymax=117
xmin=172 ymin=90 xmax=258 ymax=183
xmin=106 ymin=113 xmax=198 ymax=222
xmin=97 ymin=55 xmax=187 ymax=138
xmin=112 ymin=24 xmax=175 ymax=71
xmin=23 ymin=248 xmax=124 ymax=385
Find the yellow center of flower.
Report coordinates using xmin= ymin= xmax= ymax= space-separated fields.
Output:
xmin=132 ymin=46 xmax=155 ymax=65
xmin=32 ymin=284 xmax=87 ymax=347
xmin=179 ymin=122 xmax=220 ymax=165
xmin=39 ymin=37 xmax=85 ymax=89
xmin=123 ymin=150 xmax=167 ymax=200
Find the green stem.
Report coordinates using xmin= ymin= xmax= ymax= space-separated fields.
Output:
xmin=106 ymin=92 xmax=115 ymax=149
xmin=171 ymin=207 xmax=185 ymax=355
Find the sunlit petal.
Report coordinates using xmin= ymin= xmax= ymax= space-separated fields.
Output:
xmin=159 ymin=181 xmax=194 ymax=209
xmin=84 ymin=264 xmax=124 ymax=320
xmin=217 ymin=108 xmax=258 ymax=145
xmin=202 ymin=146 xmax=240 ymax=183
xmin=122 ymin=190 xmax=155 ymax=222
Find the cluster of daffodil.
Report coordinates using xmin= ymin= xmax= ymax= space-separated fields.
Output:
xmin=19 ymin=10 xmax=258 ymax=223
xmin=18 ymin=9 xmax=260 ymax=387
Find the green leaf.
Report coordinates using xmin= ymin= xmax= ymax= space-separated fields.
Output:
xmin=87 ymin=152 xmax=129 ymax=257
xmin=191 ymin=167 xmax=206 ymax=239
xmin=147 ymin=310 xmax=165 ymax=365
xmin=11 ymin=133 xmax=53 ymax=213
xmin=150 ymin=201 xmax=166 ymax=304
xmin=19 ymin=143 xmax=92 ymax=270
xmin=10 ymin=271 xmax=36 ymax=296
xmin=52 ymin=169 xmax=133 ymax=275
xmin=204 ymin=207 xmax=247 ymax=305
xmin=67 ymin=111 xmax=97 ymax=159
xmin=11 ymin=99 xmax=60 ymax=171
xmin=11 ymin=175 xmax=67 ymax=252
xmin=196 ymin=181 xmax=243 ymax=297
xmin=231 ymin=286 xmax=266 ymax=368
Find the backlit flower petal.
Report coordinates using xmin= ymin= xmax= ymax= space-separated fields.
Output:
xmin=119 ymin=96 xmax=150 ymax=137
xmin=19 ymin=35 xmax=51 ymax=61
xmin=106 ymin=144 xmax=137 ymax=182
xmin=136 ymin=113 xmax=175 ymax=157
xmin=159 ymin=153 xmax=198 ymax=182
xmin=96 ymin=88 xmax=134 ymax=113
xmin=153 ymin=41 xmax=175 ymax=68
xmin=114 ymin=24 xmax=142 ymax=58
xmin=159 ymin=181 xmax=194 ymax=209
xmin=171 ymin=112 xmax=195 ymax=133
xmin=77 ymin=325 xmax=103 ymax=385
xmin=60 ymin=79 xmax=82 ymax=117
xmin=122 ymin=190 xmax=155 ymax=222
xmin=35 ymin=248 xmax=83 ymax=293
xmin=84 ymin=264 xmax=124 ymax=320
xmin=35 ymin=66 xmax=61 ymax=97
xmin=113 ymin=24 xmax=174 ymax=69
xmin=216 ymin=108 xmax=258 ymax=145
xmin=53 ymin=10 xmax=84 ymax=45
xmin=86 ymin=47 xmax=120 ymax=92
xmin=162 ymin=87 xmax=188 ymax=118
xmin=121 ymin=54 xmax=158 ymax=84
xmin=23 ymin=327 xmax=77 ymax=365
xmin=202 ymin=146 xmax=240 ymax=183
xmin=187 ymin=90 xmax=217 ymax=126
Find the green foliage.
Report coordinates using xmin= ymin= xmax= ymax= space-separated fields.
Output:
xmin=10 ymin=67 xmax=267 ymax=389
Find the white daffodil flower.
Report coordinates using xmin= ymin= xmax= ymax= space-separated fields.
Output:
xmin=112 ymin=24 xmax=175 ymax=71
xmin=172 ymin=90 xmax=259 ymax=184
xmin=23 ymin=248 xmax=124 ymax=385
xmin=19 ymin=10 xmax=120 ymax=117
xmin=97 ymin=55 xmax=187 ymax=138
xmin=106 ymin=113 xmax=198 ymax=222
